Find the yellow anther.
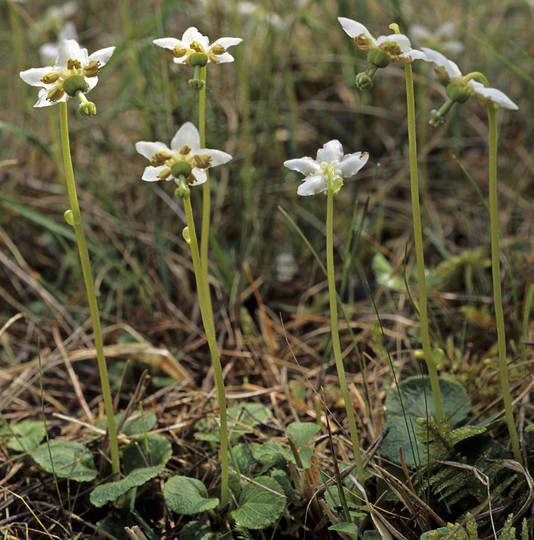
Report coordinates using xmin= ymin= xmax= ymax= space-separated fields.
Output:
xmin=151 ymin=151 xmax=173 ymax=166
xmin=210 ymin=44 xmax=226 ymax=55
xmin=178 ymin=145 xmax=191 ymax=155
xmin=193 ymin=154 xmax=212 ymax=169
xmin=41 ymin=72 xmax=61 ymax=84
xmin=67 ymin=59 xmax=82 ymax=70
xmin=190 ymin=40 xmax=204 ymax=53
xmin=173 ymin=45 xmax=187 ymax=58
xmin=47 ymin=87 xmax=65 ymax=102
xmin=157 ymin=168 xmax=172 ymax=181
xmin=84 ymin=60 xmax=101 ymax=78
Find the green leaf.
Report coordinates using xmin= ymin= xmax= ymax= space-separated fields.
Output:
xmin=164 ymin=476 xmax=219 ymax=515
xmin=179 ymin=521 xmax=221 ymax=540
xmin=4 ymin=421 xmax=46 ymax=452
xmin=271 ymin=469 xmax=301 ymax=506
xmin=90 ymin=465 xmax=163 ymax=507
xmin=228 ymin=402 xmax=272 ymax=429
xmin=30 ymin=440 xmax=97 ymax=482
xmin=231 ymin=476 xmax=286 ymax=530
xmin=329 ymin=522 xmax=359 ymax=539
xmin=372 ymin=252 xmax=405 ymax=291
xmin=97 ymin=411 xmax=157 ymax=435
xmin=123 ymin=433 xmax=172 ymax=474
xmin=286 ymin=422 xmax=320 ymax=449
xmin=381 ymin=376 xmax=471 ymax=467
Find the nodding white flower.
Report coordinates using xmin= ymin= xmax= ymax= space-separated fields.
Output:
xmin=135 ymin=122 xmax=232 ymax=186
xmin=20 ymin=39 xmax=115 ymax=107
xmin=284 ymin=140 xmax=369 ymax=196
xmin=409 ymin=22 xmax=463 ymax=58
xmin=338 ymin=17 xmax=427 ymax=66
xmin=422 ymin=47 xmax=518 ymax=110
xmin=153 ymin=27 xmax=242 ymax=66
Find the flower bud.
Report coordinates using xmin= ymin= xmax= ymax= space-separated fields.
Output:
xmin=171 ymin=161 xmax=193 ymax=178
xmin=63 ymin=75 xmax=88 ymax=97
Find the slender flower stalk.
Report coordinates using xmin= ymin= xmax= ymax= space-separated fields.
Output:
xmin=487 ymin=104 xmax=522 ymax=463
xmin=135 ymin=122 xmax=233 ymax=504
xmin=59 ymin=102 xmax=120 ymax=477
xmin=284 ymin=140 xmax=368 ymax=481
xmin=401 ymin=35 xmax=444 ymax=421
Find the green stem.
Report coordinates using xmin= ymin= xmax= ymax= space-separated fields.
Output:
xmin=326 ymin=170 xmax=365 ymax=482
xmin=487 ymin=104 xmax=522 ymax=463
xmin=59 ymin=102 xmax=120 ymax=477
xmin=199 ymin=66 xmax=210 ymax=280
xmin=404 ymin=63 xmax=444 ymax=421
xmin=183 ymin=195 xmax=229 ymax=505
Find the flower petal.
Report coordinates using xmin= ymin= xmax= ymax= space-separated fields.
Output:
xmin=190 ymin=169 xmax=207 ymax=186
xmin=471 ymin=83 xmax=519 ymax=110
xmin=141 ymin=165 xmax=166 ymax=182
xmin=56 ymin=39 xmax=87 ymax=68
xmin=211 ymin=37 xmax=243 ymax=49
xmin=34 ymin=87 xmax=67 ymax=107
xmin=88 ymin=46 xmax=115 ymax=67
xmin=421 ymin=47 xmax=462 ymax=79
xmin=297 ymin=174 xmax=327 ymax=196
xmin=135 ymin=141 xmax=170 ymax=161
xmin=339 ymin=152 xmax=369 ymax=177
xmin=201 ymin=149 xmax=233 ymax=167
xmin=338 ymin=17 xmax=377 ymax=46
xmin=20 ymin=67 xmax=53 ymax=87
xmin=316 ymin=140 xmax=343 ymax=163
xmin=153 ymin=37 xmax=181 ymax=50
xmin=182 ymin=27 xmax=208 ymax=49
xmin=283 ymin=157 xmax=320 ymax=175
xmin=170 ymin=122 xmax=200 ymax=151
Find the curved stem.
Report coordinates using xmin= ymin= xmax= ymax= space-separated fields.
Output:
xmin=487 ymin=104 xmax=522 ymax=463
xmin=199 ymin=66 xmax=210 ymax=280
xmin=404 ymin=63 xmax=444 ymax=421
xmin=326 ymin=170 xmax=365 ymax=482
xmin=183 ymin=196 xmax=229 ymax=505
xmin=59 ymin=102 xmax=120 ymax=477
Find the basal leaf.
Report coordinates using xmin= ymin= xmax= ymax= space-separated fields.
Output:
xmin=30 ymin=440 xmax=97 ymax=482
xmin=164 ymin=476 xmax=219 ymax=515
xmin=286 ymin=422 xmax=320 ymax=449
xmin=231 ymin=476 xmax=286 ymax=530
xmin=90 ymin=465 xmax=163 ymax=507
xmin=123 ymin=433 xmax=172 ymax=474
xmin=5 ymin=421 xmax=46 ymax=452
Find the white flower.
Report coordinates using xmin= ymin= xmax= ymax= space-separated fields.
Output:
xmin=422 ymin=47 xmax=518 ymax=110
xmin=36 ymin=1 xmax=78 ymax=34
xmin=409 ymin=22 xmax=463 ymax=58
xmin=20 ymin=39 xmax=115 ymax=107
xmin=338 ymin=17 xmax=427 ymax=65
xmin=284 ymin=140 xmax=369 ymax=196
xmin=153 ymin=27 xmax=242 ymax=65
xmin=135 ymin=122 xmax=232 ymax=186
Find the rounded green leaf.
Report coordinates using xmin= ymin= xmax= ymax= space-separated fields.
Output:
xmin=286 ymin=422 xmax=320 ymax=449
xmin=231 ymin=476 xmax=286 ymax=530
xmin=164 ymin=476 xmax=219 ymax=515
xmin=123 ymin=433 xmax=172 ymax=474
xmin=5 ymin=421 xmax=46 ymax=452
xmin=30 ymin=440 xmax=96 ymax=482
xmin=90 ymin=465 xmax=163 ymax=507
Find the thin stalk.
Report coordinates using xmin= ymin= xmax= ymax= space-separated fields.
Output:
xmin=183 ymin=195 xmax=229 ymax=505
xmin=404 ymin=61 xmax=443 ymax=421
xmin=199 ymin=66 xmax=210 ymax=279
xmin=487 ymin=104 xmax=521 ymax=463
xmin=59 ymin=102 xmax=120 ymax=477
xmin=326 ymin=169 xmax=365 ymax=482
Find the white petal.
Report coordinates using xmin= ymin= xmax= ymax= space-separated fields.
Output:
xmin=297 ymin=174 xmax=327 ymax=196
xmin=339 ymin=152 xmax=369 ymax=177
xmin=153 ymin=37 xmax=180 ymax=50
xmin=135 ymin=141 xmax=170 ymax=160
xmin=338 ymin=17 xmax=377 ymax=46
xmin=284 ymin=157 xmax=320 ymax=175
xmin=211 ymin=37 xmax=242 ymax=49
xmin=201 ymin=149 xmax=233 ymax=167
xmin=141 ymin=166 xmax=166 ymax=182
xmin=85 ymin=76 xmax=99 ymax=93
xmin=34 ymin=88 xmax=67 ymax=107
xmin=421 ymin=47 xmax=462 ymax=79
xmin=20 ymin=67 xmax=53 ymax=87
xmin=57 ymin=39 xmax=87 ymax=68
xmin=402 ymin=49 xmax=428 ymax=61
xmin=213 ymin=52 xmax=236 ymax=64
xmin=182 ymin=27 xmax=208 ymax=49
xmin=472 ymin=84 xmax=519 ymax=110
xmin=170 ymin=122 xmax=200 ymax=151
xmin=88 ymin=46 xmax=115 ymax=67
xmin=316 ymin=140 xmax=343 ymax=163
xmin=377 ymin=34 xmax=413 ymax=53
xmin=190 ymin=169 xmax=207 ymax=186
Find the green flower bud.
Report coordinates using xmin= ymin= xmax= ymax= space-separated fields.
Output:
xmin=446 ymin=82 xmax=470 ymax=103
xmin=171 ymin=161 xmax=192 ymax=178
xmin=355 ymin=71 xmax=374 ymax=91
xmin=63 ymin=75 xmax=87 ymax=97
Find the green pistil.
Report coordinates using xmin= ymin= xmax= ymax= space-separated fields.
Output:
xmin=63 ymin=75 xmax=87 ymax=97
xmin=171 ymin=161 xmax=192 ymax=178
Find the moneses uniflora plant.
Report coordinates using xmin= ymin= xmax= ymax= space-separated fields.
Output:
xmin=285 ymin=140 xmax=369 ymax=481
xmin=19 ymin=38 xmax=120 ymax=477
